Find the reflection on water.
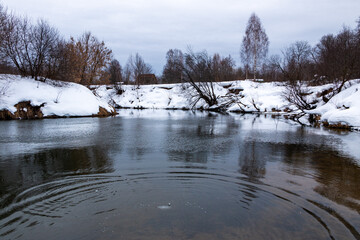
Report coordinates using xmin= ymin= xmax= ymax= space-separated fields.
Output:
xmin=0 ymin=110 xmax=359 ymax=240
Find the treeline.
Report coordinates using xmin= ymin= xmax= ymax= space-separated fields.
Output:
xmin=0 ymin=4 xmax=113 ymax=84
xmin=0 ymin=3 xmax=159 ymax=86
xmin=160 ymin=15 xmax=360 ymax=90
xmin=267 ymin=23 xmax=360 ymax=92
xmin=1 ymin=3 xmax=360 ymax=90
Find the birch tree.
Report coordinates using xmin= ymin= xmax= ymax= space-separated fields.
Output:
xmin=241 ymin=13 xmax=269 ymax=80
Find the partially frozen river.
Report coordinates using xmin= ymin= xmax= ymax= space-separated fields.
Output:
xmin=0 ymin=110 xmax=359 ymax=240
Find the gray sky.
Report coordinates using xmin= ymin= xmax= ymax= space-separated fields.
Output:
xmin=2 ymin=0 xmax=360 ymax=74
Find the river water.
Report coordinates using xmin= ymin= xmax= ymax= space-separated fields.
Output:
xmin=0 ymin=110 xmax=359 ymax=240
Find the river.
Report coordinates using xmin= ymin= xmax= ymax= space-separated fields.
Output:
xmin=0 ymin=110 xmax=359 ymax=240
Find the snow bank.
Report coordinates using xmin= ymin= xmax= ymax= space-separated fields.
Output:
xmin=226 ymin=81 xmax=291 ymax=112
xmin=94 ymin=79 xmax=360 ymax=129
xmin=1 ymin=74 xmax=359 ymax=129
xmin=94 ymin=84 xmax=190 ymax=109
xmin=94 ymin=80 xmax=295 ymax=113
xmin=0 ymin=75 xmax=114 ymax=117
xmin=310 ymin=83 xmax=360 ymax=129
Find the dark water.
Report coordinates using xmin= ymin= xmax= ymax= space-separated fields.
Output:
xmin=0 ymin=110 xmax=359 ymax=240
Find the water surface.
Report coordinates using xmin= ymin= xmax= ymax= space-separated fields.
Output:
xmin=0 ymin=110 xmax=359 ymax=240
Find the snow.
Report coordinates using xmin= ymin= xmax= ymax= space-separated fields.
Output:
xmin=94 ymin=84 xmax=190 ymax=109
xmin=94 ymin=79 xmax=360 ymax=129
xmin=0 ymin=75 xmax=113 ymax=117
xmin=226 ymin=81 xmax=290 ymax=112
xmin=1 ymin=74 xmax=360 ymax=129
xmin=309 ymin=83 xmax=360 ymax=129
xmin=95 ymin=80 xmax=295 ymax=113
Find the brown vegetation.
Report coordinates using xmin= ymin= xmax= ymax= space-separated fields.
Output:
xmin=0 ymin=5 xmax=112 ymax=85
xmin=0 ymin=101 xmax=44 ymax=119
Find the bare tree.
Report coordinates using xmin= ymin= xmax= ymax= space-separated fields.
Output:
xmin=212 ymin=53 xmax=236 ymax=81
xmin=0 ymin=13 xmax=61 ymax=80
xmin=123 ymin=63 xmax=132 ymax=84
xmin=162 ymin=49 xmax=184 ymax=83
xmin=43 ymin=38 xmax=67 ymax=80
xmin=271 ymin=41 xmax=314 ymax=82
xmin=241 ymin=13 xmax=269 ymax=81
xmin=107 ymin=59 xmax=123 ymax=94
xmin=0 ymin=4 xmax=16 ymax=74
xmin=125 ymin=53 xmax=153 ymax=86
xmin=283 ymin=82 xmax=316 ymax=111
xmin=315 ymin=27 xmax=359 ymax=92
xmin=108 ymin=59 xmax=122 ymax=84
xmin=63 ymin=32 xmax=112 ymax=84
xmin=181 ymin=50 xmax=218 ymax=107
xmin=77 ymin=32 xmax=113 ymax=84
xmin=0 ymin=3 xmax=7 ymax=46
xmin=30 ymin=19 xmax=60 ymax=79
xmin=3 ymin=16 xmax=36 ymax=77
xmin=262 ymin=55 xmax=282 ymax=81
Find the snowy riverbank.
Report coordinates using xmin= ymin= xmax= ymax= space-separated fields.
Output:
xmin=309 ymin=83 xmax=360 ymax=129
xmin=94 ymin=79 xmax=360 ymax=130
xmin=1 ymin=74 xmax=359 ymax=130
xmin=0 ymin=75 xmax=116 ymax=119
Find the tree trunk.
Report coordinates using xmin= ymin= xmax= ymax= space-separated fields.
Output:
xmin=253 ymin=55 xmax=257 ymax=81
xmin=253 ymin=47 xmax=257 ymax=81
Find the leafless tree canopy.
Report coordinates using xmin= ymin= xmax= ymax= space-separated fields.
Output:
xmin=76 ymin=32 xmax=113 ymax=84
xmin=241 ymin=13 xmax=269 ymax=80
xmin=0 ymin=4 xmax=7 ymax=45
xmin=315 ymin=27 xmax=360 ymax=92
xmin=162 ymin=49 xmax=184 ymax=83
xmin=124 ymin=53 xmax=153 ymax=86
xmin=271 ymin=41 xmax=314 ymax=82
xmin=181 ymin=50 xmax=218 ymax=107
xmin=212 ymin=53 xmax=236 ymax=82
xmin=107 ymin=59 xmax=123 ymax=84
xmin=0 ymin=11 xmax=61 ymax=80
xmin=0 ymin=3 xmax=113 ymax=84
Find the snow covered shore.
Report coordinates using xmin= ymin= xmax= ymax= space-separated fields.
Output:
xmin=1 ymin=74 xmax=359 ymax=130
xmin=0 ymin=75 xmax=116 ymax=119
xmin=309 ymin=83 xmax=360 ymax=129
xmin=93 ymin=81 xmax=294 ymax=113
xmin=94 ymin=79 xmax=360 ymax=130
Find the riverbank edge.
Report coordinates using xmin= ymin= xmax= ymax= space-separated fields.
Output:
xmin=1 ymin=100 xmax=358 ymax=132
xmin=0 ymin=101 xmax=117 ymax=120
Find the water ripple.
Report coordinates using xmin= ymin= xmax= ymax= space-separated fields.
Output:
xmin=0 ymin=169 xmax=358 ymax=240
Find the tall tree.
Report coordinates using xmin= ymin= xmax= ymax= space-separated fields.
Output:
xmin=107 ymin=59 xmax=122 ymax=84
xmin=0 ymin=4 xmax=7 ymax=45
xmin=65 ymin=32 xmax=112 ymax=84
xmin=30 ymin=19 xmax=60 ymax=79
xmin=241 ymin=13 xmax=269 ymax=81
xmin=272 ymin=41 xmax=314 ymax=82
xmin=0 ymin=13 xmax=61 ymax=80
xmin=315 ymin=27 xmax=359 ymax=92
xmin=162 ymin=49 xmax=184 ymax=83
xmin=212 ymin=53 xmax=236 ymax=81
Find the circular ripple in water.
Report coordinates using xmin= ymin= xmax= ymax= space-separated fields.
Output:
xmin=0 ymin=169 xmax=358 ymax=240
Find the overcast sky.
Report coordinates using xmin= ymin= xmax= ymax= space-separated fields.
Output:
xmin=2 ymin=0 xmax=360 ymax=73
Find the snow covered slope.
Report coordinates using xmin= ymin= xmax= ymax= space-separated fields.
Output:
xmin=94 ymin=84 xmax=190 ymax=109
xmin=310 ymin=83 xmax=360 ymax=129
xmin=94 ymin=80 xmax=295 ymax=113
xmin=0 ymin=75 xmax=114 ymax=118
xmin=225 ymin=81 xmax=290 ymax=112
